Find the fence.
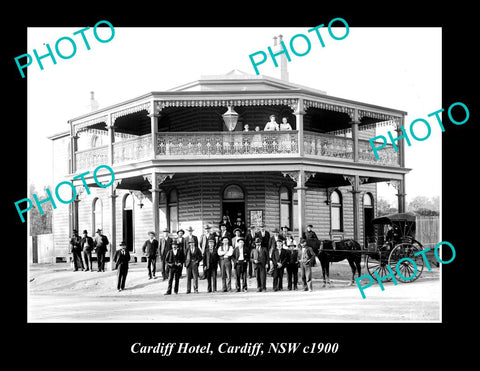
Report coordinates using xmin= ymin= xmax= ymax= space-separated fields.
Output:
xmin=416 ymin=216 xmax=440 ymax=250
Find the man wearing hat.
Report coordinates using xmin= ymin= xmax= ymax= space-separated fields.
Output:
xmin=280 ymin=225 xmax=290 ymax=240
xmin=255 ymin=224 xmax=270 ymax=251
xmin=200 ymin=224 xmax=217 ymax=254
xmin=299 ymin=238 xmax=316 ymax=291
xmin=203 ymin=238 xmax=218 ymax=292
xmin=268 ymin=228 xmax=282 ymax=258
xmin=232 ymin=237 xmax=250 ymax=292
xmin=232 ymin=216 xmax=246 ymax=236
xmin=185 ymin=240 xmax=203 ymax=294
xmin=113 ymin=241 xmax=130 ymax=292
xmin=69 ymin=229 xmax=84 ymax=271
xmin=164 ymin=239 xmax=185 ymax=295
xmin=217 ymin=223 xmax=232 ymax=249
xmin=80 ymin=230 xmax=94 ymax=272
xmin=142 ymin=231 xmax=159 ymax=279
xmin=217 ymin=236 xmax=234 ymax=292
xmin=245 ymin=225 xmax=257 ymax=278
xmin=94 ymin=228 xmax=109 ymax=272
xmin=159 ymin=228 xmax=172 ymax=280
xmin=285 ymin=239 xmax=300 ymax=290
xmin=271 ymin=237 xmax=288 ymax=291
xmin=176 ymin=229 xmax=186 ymax=255
xmin=232 ymin=227 xmax=243 ymax=248
xmin=303 ymin=224 xmax=320 ymax=254
xmin=185 ymin=226 xmax=199 ymax=251
xmin=250 ymin=237 xmax=269 ymax=292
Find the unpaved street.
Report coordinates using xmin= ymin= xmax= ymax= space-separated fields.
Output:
xmin=28 ymin=262 xmax=441 ymax=322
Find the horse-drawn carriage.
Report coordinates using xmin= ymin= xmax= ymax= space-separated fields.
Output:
xmin=365 ymin=212 xmax=426 ymax=282
xmin=317 ymin=212 xmax=426 ymax=285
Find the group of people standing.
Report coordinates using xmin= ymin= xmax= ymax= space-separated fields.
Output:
xmin=138 ymin=220 xmax=320 ymax=296
xmin=69 ymin=229 xmax=110 ymax=272
xmin=68 ymin=219 xmax=321 ymax=295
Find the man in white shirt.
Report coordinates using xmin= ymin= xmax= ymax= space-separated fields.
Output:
xmin=217 ymin=236 xmax=234 ymax=292
xmin=233 ymin=238 xmax=249 ymax=292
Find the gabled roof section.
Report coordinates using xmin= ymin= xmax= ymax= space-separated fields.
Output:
xmin=168 ymin=69 xmax=327 ymax=95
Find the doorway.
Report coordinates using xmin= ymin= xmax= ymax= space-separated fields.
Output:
xmin=123 ymin=194 xmax=134 ymax=252
xmin=222 ymin=184 xmax=246 ymax=224
xmin=363 ymin=193 xmax=374 ymax=248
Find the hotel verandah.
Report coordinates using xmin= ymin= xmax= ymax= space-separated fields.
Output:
xmin=47 ymin=69 xmax=409 ymax=265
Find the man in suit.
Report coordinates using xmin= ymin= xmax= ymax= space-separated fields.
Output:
xmin=268 ymin=228 xmax=282 ymax=258
xmin=164 ymin=240 xmax=185 ymax=295
xmin=185 ymin=226 xmax=199 ymax=249
xmin=185 ymin=240 xmax=203 ymax=294
xmin=159 ymin=228 xmax=172 ymax=280
xmin=255 ymin=224 xmax=270 ymax=250
xmin=250 ymin=237 xmax=269 ymax=292
xmin=232 ymin=237 xmax=250 ymax=292
xmin=80 ymin=230 xmax=94 ymax=272
xmin=245 ymin=225 xmax=257 ymax=278
xmin=303 ymin=224 xmax=320 ymax=254
xmin=217 ymin=236 xmax=234 ymax=292
xmin=69 ymin=229 xmax=84 ymax=271
xmin=285 ymin=239 xmax=299 ymax=290
xmin=114 ymin=241 xmax=130 ymax=292
xmin=142 ymin=231 xmax=159 ymax=279
xmin=217 ymin=223 xmax=232 ymax=248
xmin=93 ymin=229 xmax=109 ymax=272
xmin=271 ymin=238 xmax=288 ymax=291
xmin=203 ymin=238 xmax=218 ymax=292
xmin=299 ymin=238 xmax=316 ymax=291
xmin=232 ymin=217 xmax=246 ymax=236
xmin=231 ymin=228 xmax=243 ymax=248
xmin=176 ymin=229 xmax=186 ymax=277
xmin=200 ymin=224 xmax=217 ymax=253
xmin=280 ymin=225 xmax=290 ymax=240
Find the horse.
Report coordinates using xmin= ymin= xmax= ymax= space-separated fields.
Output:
xmin=317 ymin=239 xmax=362 ymax=287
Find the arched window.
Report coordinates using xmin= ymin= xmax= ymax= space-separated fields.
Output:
xmin=92 ymin=197 xmax=103 ymax=232
xmin=168 ymin=188 xmax=179 ymax=233
xmin=330 ymin=190 xmax=343 ymax=231
xmin=363 ymin=193 xmax=373 ymax=208
xmin=279 ymin=186 xmax=292 ymax=230
xmin=223 ymin=184 xmax=244 ymax=200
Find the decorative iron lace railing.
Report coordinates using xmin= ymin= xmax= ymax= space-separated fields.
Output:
xmin=75 ymin=145 xmax=108 ymax=171
xmin=113 ymin=134 xmax=152 ymax=164
xmin=156 ymin=131 xmax=299 ymax=156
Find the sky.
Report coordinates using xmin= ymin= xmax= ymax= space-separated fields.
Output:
xmin=27 ymin=26 xmax=441 ymax=205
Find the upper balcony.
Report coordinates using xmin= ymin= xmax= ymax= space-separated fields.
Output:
xmin=74 ymin=129 xmax=399 ymax=171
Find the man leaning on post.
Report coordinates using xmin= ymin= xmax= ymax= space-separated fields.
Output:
xmin=299 ymin=238 xmax=316 ymax=292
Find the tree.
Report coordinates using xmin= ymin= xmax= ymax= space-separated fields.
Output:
xmin=29 ymin=183 xmax=53 ymax=235
xmin=407 ymin=195 xmax=439 ymax=216
xmin=377 ymin=197 xmax=397 ymax=216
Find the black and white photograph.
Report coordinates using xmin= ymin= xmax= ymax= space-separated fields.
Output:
xmin=9 ymin=7 xmax=473 ymax=366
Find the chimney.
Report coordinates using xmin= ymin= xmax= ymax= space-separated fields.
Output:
xmin=276 ymin=34 xmax=289 ymax=82
xmin=90 ymin=91 xmax=99 ymax=112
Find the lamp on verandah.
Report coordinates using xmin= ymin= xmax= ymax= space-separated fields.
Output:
xmin=222 ymin=106 xmax=239 ymax=131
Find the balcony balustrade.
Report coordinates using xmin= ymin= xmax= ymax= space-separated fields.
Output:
xmin=74 ymin=130 xmax=399 ymax=171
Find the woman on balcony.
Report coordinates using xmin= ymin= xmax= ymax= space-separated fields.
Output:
xmin=279 ymin=117 xmax=293 ymax=152
xmin=264 ymin=115 xmax=279 ymax=131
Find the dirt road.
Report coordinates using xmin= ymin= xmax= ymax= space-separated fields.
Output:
xmin=28 ymin=262 xmax=441 ymax=322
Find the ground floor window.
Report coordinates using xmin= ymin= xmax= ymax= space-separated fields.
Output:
xmin=168 ymin=188 xmax=179 ymax=233
xmin=331 ymin=190 xmax=343 ymax=232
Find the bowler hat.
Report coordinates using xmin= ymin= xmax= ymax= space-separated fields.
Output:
xmin=204 ymin=224 xmax=212 ymax=229
xmin=96 ymin=228 xmax=102 ymax=233
xmin=187 ymin=226 xmax=194 ymax=232
xmin=83 ymin=230 xmax=88 ymax=234
xmin=73 ymin=229 xmax=78 ymax=233
xmin=237 ymin=237 xmax=245 ymax=242
xmin=221 ymin=236 xmax=229 ymax=241
xmin=307 ymin=224 xmax=313 ymax=228
xmin=162 ymin=228 xmax=170 ymax=233
xmin=207 ymin=238 xmax=216 ymax=243
xmin=254 ymin=237 xmax=262 ymax=243
xmin=273 ymin=228 xmax=280 ymax=233
xmin=148 ymin=231 xmax=156 ymax=236
xmin=281 ymin=225 xmax=289 ymax=231
xmin=119 ymin=241 xmax=127 ymax=246
xmin=177 ymin=229 xmax=185 ymax=235
xmin=233 ymin=228 xmax=242 ymax=234
xmin=171 ymin=239 xmax=179 ymax=246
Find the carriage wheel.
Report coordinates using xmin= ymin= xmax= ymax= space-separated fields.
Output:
xmin=366 ymin=253 xmax=392 ymax=282
xmin=388 ymin=243 xmax=424 ymax=283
